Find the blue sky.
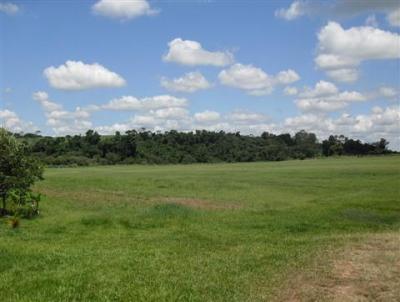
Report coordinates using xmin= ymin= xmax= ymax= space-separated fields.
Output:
xmin=1 ymin=0 xmax=399 ymax=148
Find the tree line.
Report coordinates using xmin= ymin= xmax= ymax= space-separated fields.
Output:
xmin=10 ymin=129 xmax=394 ymax=166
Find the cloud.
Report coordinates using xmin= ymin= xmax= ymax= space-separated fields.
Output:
xmin=354 ymin=106 xmax=400 ymax=133
xmin=219 ymin=63 xmax=300 ymax=96
xmin=275 ymin=1 xmax=308 ymax=20
xmin=325 ymin=69 xmax=358 ymax=83
xmin=221 ymin=77 xmax=393 ymax=115
xmin=44 ymin=60 xmax=126 ymax=90
xmin=333 ymin=0 xmax=399 ymax=17
xmin=219 ymin=64 xmax=274 ymax=95
xmin=378 ymin=86 xmax=399 ymax=99
xmin=0 ymin=109 xmax=36 ymax=133
xmin=33 ymin=91 xmax=93 ymax=135
xmin=294 ymin=80 xmax=366 ymax=113
xmin=275 ymin=1 xmax=400 ymax=27
xmin=284 ymin=113 xmax=331 ymax=133
xmin=276 ymin=70 xmax=301 ymax=84
xmin=92 ymin=0 xmax=158 ymax=20
xmin=108 ymin=105 xmax=192 ymax=132
xmin=102 ymin=95 xmax=188 ymax=111
xmin=0 ymin=2 xmax=19 ymax=15
xmin=365 ymin=14 xmax=378 ymax=27
xmin=298 ymin=80 xmax=338 ymax=98
xmin=284 ymin=86 xmax=298 ymax=96
xmin=140 ymin=95 xmax=188 ymax=110
xmin=364 ymin=86 xmax=400 ymax=101
xmin=101 ymin=96 xmax=141 ymax=111
xmin=34 ymin=94 xmax=191 ymax=135
xmin=227 ymin=111 xmax=268 ymax=124
xmin=163 ymin=38 xmax=234 ymax=66
xmin=130 ymin=115 xmax=159 ymax=127
xmin=161 ymin=72 xmax=212 ymax=93
xmin=295 ymin=99 xmax=348 ymax=113
xmin=194 ymin=111 xmax=221 ymax=123
xmin=151 ymin=107 xmax=189 ymax=119
xmin=0 ymin=110 xmax=20 ymax=127
xmin=95 ymin=123 xmax=132 ymax=134
xmin=387 ymin=7 xmax=400 ymax=27
xmin=33 ymin=91 xmax=63 ymax=111
xmin=315 ymin=22 xmax=400 ymax=82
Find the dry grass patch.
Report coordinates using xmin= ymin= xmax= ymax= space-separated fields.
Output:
xmin=38 ymin=188 xmax=241 ymax=210
xmin=37 ymin=187 xmax=145 ymax=207
xmin=278 ymin=232 xmax=400 ymax=302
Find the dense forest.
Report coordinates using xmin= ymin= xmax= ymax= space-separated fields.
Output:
xmin=8 ymin=129 xmax=394 ymax=166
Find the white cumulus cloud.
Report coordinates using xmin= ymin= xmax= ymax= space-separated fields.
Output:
xmin=102 ymin=95 xmax=188 ymax=111
xmin=378 ymin=86 xmax=399 ymax=99
xmin=387 ymin=7 xmax=400 ymax=27
xmin=33 ymin=91 xmax=63 ymax=111
xmin=275 ymin=1 xmax=400 ymax=27
xmin=0 ymin=109 xmax=36 ymax=133
xmin=219 ymin=63 xmax=300 ymax=96
xmin=92 ymin=0 xmax=158 ymax=20
xmin=298 ymin=80 xmax=339 ymax=98
xmin=151 ymin=107 xmax=189 ymax=119
xmin=294 ymin=81 xmax=366 ymax=113
xmin=44 ymin=60 xmax=126 ymax=90
xmin=0 ymin=2 xmax=19 ymax=15
xmin=33 ymin=91 xmax=93 ymax=135
xmin=194 ymin=111 xmax=221 ymax=123
xmin=161 ymin=72 xmax=212 ymax=93
xmin=163 ymin=38 xmax=234 ymax=66
xmin=315 ymin=22 xmax=400 ymax=82
xmin=275 ymin=1 xmax=307 ymax=20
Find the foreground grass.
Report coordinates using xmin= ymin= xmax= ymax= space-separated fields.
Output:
xmin=277 ymin=232 xmax=400 ymax=301
xmin=1 ymin=156 xmax=399 ymax=301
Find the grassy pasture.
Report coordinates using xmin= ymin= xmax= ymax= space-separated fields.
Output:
xmin=1 ymin=156 xmax=399 ymax=301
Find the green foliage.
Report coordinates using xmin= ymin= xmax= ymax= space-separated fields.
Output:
xmin=8 ymin=190 xmax=41 ymax=218
xmin=17 ymin=129 xmax=393 ymax=167
xmin=322 ymin=135 xmax=390 ymax=156
xmin=0 ymin=128 xmax=43 ymax=216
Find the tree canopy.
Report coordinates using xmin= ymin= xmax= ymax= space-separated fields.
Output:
xmin=12 ymin=129 xmax=394 ymax=167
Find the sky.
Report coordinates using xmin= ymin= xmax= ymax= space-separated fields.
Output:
xmin=0 ymin=0 xmax=399 ymax=148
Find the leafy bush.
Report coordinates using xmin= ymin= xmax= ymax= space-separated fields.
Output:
xmin=8 ymin=190 xmax=41 ymax=218
xmin=0 ymin=128 xmax=43 ymax=217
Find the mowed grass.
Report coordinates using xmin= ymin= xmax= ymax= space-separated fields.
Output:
xmin=1 ymin=156 xmax=399 ymax=301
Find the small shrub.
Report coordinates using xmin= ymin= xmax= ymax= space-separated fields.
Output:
xmin=7 ymin=190 xmax=41 ymax=218
xmin=8 ymin=216 xmax=20 ymax=229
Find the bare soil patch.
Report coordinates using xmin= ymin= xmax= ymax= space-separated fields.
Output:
xmin=278 ymin=233 xmax=400 ymax=302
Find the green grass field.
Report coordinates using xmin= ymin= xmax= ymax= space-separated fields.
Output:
xmin=1 ymin=156 xmax=399 ymax=301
